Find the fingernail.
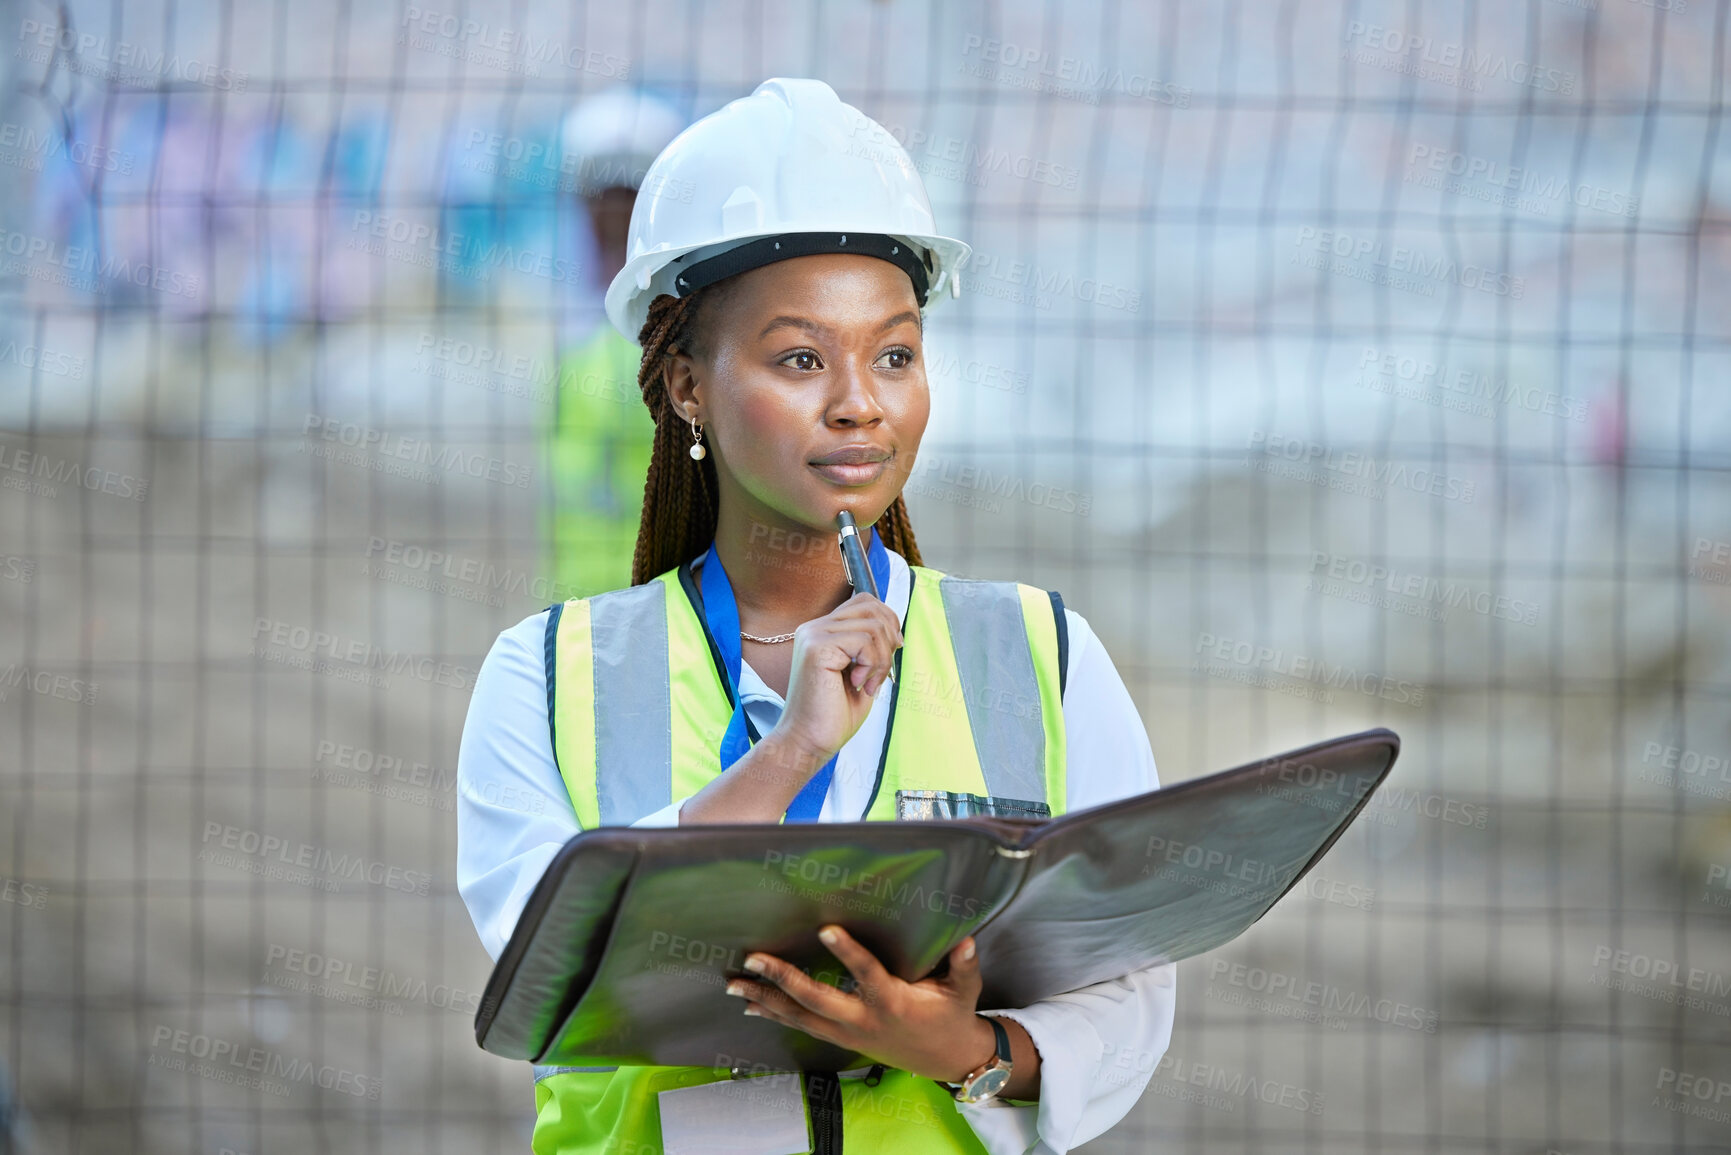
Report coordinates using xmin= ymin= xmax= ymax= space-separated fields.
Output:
xmin=726 ymin=981 xmax=749 ymax=997
xmin=818 ymin=927 xmax=839 ymax=946
xmin=743 ymin=1006 xmax=762 ymax=1017
xmin=743 ymin=956 xmax=766 ymax=974
xmin=962 ymin=939 xmax=976 ymax=960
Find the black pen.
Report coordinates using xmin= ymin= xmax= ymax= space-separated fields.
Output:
xmin=834 ymin=509 xmax=878 ymax=599
xmin=835 ymin=510 xmax=893 ymax=685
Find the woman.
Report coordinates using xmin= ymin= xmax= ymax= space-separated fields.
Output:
xmin=458 ymin=78 xmax=1176 ymax=1155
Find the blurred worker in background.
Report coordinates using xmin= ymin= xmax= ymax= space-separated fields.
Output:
xmin=544 ymin=87 xmax=688 ymax=598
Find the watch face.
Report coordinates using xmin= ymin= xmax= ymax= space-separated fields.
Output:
xmin=970 ymin=1067 xmax=1011 ymax=1099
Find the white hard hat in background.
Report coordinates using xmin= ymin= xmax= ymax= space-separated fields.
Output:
xmin=604 ymin=77 xmax=972 ymax=344
xmin=560 ymin=87 xmax=688 ymax=195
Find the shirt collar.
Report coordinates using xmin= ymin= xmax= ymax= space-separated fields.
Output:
xmin=692 ymin=543 xmax=911 ymax=705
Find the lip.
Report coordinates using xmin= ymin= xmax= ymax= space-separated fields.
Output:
xmin=809 ymin=444 xmax=893 ymax=487
xmin=810 ymin=458 xmax=891 ymax=486
xmin=810 ymin=445 xmax=892 ymax=466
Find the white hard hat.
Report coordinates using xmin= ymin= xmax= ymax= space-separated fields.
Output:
xmin=604 ymin=77 xmax=972 ymax=344
xmin=559 ymin=87 xmax=687 ymax=195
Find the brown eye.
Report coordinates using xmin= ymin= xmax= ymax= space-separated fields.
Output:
xmin=781 ymin=350 xmax=821 ymax=371
xmin=876 ymin=346 xmax=914 ymax=370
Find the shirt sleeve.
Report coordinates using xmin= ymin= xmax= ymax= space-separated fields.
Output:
xmin=456 ymin=610 xmax=586 ymax=962
xmin=457 ymin=609 xmax=694 ymax=961
xmin=952 ymin=607 xmax=1178 ymax=1155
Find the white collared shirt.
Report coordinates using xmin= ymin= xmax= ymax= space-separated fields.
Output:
xmin=456 ymin=546 xmax=1177 ymax=1155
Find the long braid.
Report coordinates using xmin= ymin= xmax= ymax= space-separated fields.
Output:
xmin=628 ymin=290 xmax=924 ymax=585
xmin=873 ymin=492 xmax=922 ymax=567
xmin=630 ymin=292 xmax=720 ymax=584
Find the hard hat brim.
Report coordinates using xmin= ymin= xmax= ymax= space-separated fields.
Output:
xmin=605 ymin=229 xmax=972 ymax=347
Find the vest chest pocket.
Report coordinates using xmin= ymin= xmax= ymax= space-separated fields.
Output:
xmin=894 ymin=789 xmax=1051 ymax=821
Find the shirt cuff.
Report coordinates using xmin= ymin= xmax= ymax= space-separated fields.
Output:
xmin=960 ymin=1005 xmax=1102 ymax=1155
xmin=629 ymin=796 xmax=688 ymax=827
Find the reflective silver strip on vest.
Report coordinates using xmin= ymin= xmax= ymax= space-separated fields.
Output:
xmin=937 ymin=577 xmax=1046 ymax=806
xmin=591 ymin=582 xmax=672 ymax=827
xmin=533 ymin=1063 xmax=620 ymax=1083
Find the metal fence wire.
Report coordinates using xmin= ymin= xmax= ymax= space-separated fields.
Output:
xmin=1 ymin=0 xmax=1728 ymax=1151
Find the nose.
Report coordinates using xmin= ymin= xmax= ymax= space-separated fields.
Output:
xmin=826 ymin=352 xmax=886 ymax=428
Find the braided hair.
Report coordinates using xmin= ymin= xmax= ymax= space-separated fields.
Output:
xmin=628 ymin=286 xmax=924 ymax=586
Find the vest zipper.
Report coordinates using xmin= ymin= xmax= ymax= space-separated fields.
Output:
xmin=804 ymin=1070 xmax=843 ymax=1154
xmin=859 ymin=568 xmax=914 ymax=819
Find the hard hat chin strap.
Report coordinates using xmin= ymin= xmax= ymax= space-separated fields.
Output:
xmin=671 ymin=232 xmax=933 ymax=306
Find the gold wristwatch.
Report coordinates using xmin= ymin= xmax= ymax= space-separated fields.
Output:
xmin=940 ymin=1015 xmax=1013 ymax=1104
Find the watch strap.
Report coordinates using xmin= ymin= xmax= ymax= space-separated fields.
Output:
xmin=942 ymin=1014 xmax=1013 ymax=1102
xmin=985 ymin=1015 xmax=1011 ymax=1063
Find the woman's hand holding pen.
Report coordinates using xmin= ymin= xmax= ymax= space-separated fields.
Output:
xmin=774 ymin=592 xmax=903 ymax=763
xmin=724 ymin=925 xmax=1042 ymax=1100
xmin=676 ymin=593 xmax=902 ymax=824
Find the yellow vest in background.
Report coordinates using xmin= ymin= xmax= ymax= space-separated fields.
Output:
xmin=531 ymin=557 xmax=1071 ymax=1154
xmin=544 ymin=325 xmax=655 ymax=600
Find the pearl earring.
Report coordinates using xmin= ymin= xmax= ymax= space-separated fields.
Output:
xmin=688 ymin=415 xmax=706 ymax=461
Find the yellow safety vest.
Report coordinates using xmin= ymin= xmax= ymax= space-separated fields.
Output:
xmin=531 ymin=554 xmax=1070 ymax=1154
xmin=543 ymin=326 xmax=656 ymax=600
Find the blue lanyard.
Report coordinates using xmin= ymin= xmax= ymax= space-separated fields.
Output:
xmin=698 ymin=526 xmax=892 ymax=822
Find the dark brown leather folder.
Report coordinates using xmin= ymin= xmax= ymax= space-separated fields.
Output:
xmin=475 ymin=727 xmax=1399 ymax=1072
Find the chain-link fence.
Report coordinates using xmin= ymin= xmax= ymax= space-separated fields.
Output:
xmin=2 ymin=0 xmax=1728 ymax=1151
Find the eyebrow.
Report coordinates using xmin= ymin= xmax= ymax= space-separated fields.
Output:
xmin=757 ymin=311 xmax=922 ymax=341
